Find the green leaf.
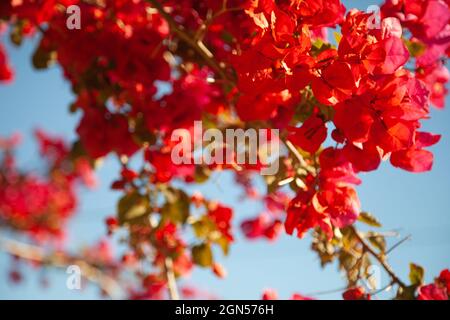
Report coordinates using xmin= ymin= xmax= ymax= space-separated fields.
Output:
xmin=192 ymin=217 xmax=215 ymax=239
xmin=409 ymin=263 xmax=425 ymax=286
xmin=317 ymin=104 xmax=335 ymax=122
xmin=117 ymin=192 xmax=150 ymax=225
xmin=333 ymin=31 xmax=342 ymax=45
xmin=221 ymin=31 xmax=235 ymax=44
xmin=161 ymin=188 xmax=190 ymax=224
xmin=132 ymin=115 xmax=157 ymax=145
xmin=10 ymin=23 xmax=24 ymax=46
xmin=215 ymin=236 xmax=230 ymax=256
xmin=295 ymin=100 xmax=315 ymax=123
xmin=338 ymin=250 xmax=359 ymax=283
xmin=312 ymin=38 xmax=324 ymax=50
xmin=367 ymin=232 xmax=386 ymax=253
xmin=32 ymin=47 xmax=56 ymax=70
xmin=358 ymin=212 xmax=382 ymax=228
xmin=311 ymin=39 xmax=333 ymax=56
xmin=69 ymin=140 xmax=88 ymax=159
xmin=194 ymin=165 xmax=211 ymax=183
xmin=311 ymin=229 xmax=336 ymax=268
xmin=192 ymin=243 xmax=213 ymax=267
xmin=404 ymin=38 xmax=426 ymax=58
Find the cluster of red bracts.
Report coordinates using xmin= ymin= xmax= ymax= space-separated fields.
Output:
xmin=285 ymin=147 xmax=361 ymax=239
xmin=418 ymin=269 xmax=450 ymax=300
xmin=0 ymin=130 xmax=95 ymax=240
xmin=231 ymin=2 xmax=448 ymax=238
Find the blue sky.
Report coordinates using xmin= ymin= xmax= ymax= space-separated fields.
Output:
xmin=0 ymin=0 xmax=449 ymax=300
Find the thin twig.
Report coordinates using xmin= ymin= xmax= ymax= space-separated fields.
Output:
xmin=284 ymin=140 xmax=308 ymax=168
xmin=304 ymin=286 xmax=349 ymax=297
xmin=147 ymin=0 xmax=232 ymax=83
xmin=370 ymin=282 xmax=394 ymax=296
xmin=386 ymin=234 xmax=412 ymax=256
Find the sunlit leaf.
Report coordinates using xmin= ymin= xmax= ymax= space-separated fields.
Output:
xmin=192 ymin=243 xmax=213 ymax=267
xmin=358 ymin=212 xmax=382 ymax=227
xmin=161 ymin=188 xmax=190 ymax=224
xmin=118 ymin=192 xmax=150 ymax=225
xmin=32 ymin=47 xmax=57 ymax=70
xmin=409 ymin=263 xmax=425 ymax=286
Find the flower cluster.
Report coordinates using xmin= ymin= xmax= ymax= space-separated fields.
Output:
xmin=233 ymin=1 xmax=447 ymax=238
xmin=0 ymin=130 xmax=95 ymax=240
xmin=418 ymin=269 xmax=450 ymax=300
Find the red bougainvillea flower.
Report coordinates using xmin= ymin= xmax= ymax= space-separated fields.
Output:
xmin=390 ymin=132 xmax=441 ymax=173
xmin=120 ymin=167 xmax=139 ymax=182
xmin=265 ymin=192 xmax=290 ymax=213
xmin=283 ymin=0 xmax=346 ymax=28
xmin=146 ymin=68 xmax=222 ymax=132
xmin=332 ymin=69 xmax=439 ymax=173
xmin=76 ymin=108 xmax=139 ymax=159
xmin=241 ymin=213 xmax=283 ymax=241
xmin=417 ymin=284 xmax=448 ymax=300
xmin=288 ymin=115 xmax=328 ymax=154
xmin=312 ymin=60 xmax=356 ymax=105
xmin=105 ymin=216 xmax=119 ymax=235
xmin=233 ymin=1 xmax=314 ymax=122
xmin=342 ymin=287 xmax=371 ymax=300
xmin=291 ymin=293 xmax=315 ymax=300
xmin=212 ymin=262 xmax=227 ymax=279
xmin=381 ymin=0 xmax=450 ymax=109
xmin=131 ymin=274 xmax=167 ymax=300
xmin=439 ymin=269 xmax=450 ymax=293
xmin=286 ymin=148 xmax=361 ymax=239
xmin=262 ymin=290 xmax=315 ymax=300
xmin=416 ymin=63 xmax=449 ymax=109
xmin=208 ymin=203 xmax=234 ymax=242
xmin=416 ymin=268 xmax=450 ymax=300
xmin=0 ymin=43 xmax=13 ymax=82
xmin=0 ymin=131 xmax=94 ymax=240
xmin=144 ymin=149 xmax=195 ymax=184
xmin=262 ymin=289 xmax=279 ymax=300
xmin=236 ymin=90 xmax=298 ymax=122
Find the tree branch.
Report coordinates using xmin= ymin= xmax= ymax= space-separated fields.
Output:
xmin=0 ymin=237 xmax=124 ymax=299
xmin=284 ymin=140 xmax=308 ymax=168
xmin=349 ymin=226 xmax=407 ymax=289
xmin=164 ymin=257 xmax=179 ymax=300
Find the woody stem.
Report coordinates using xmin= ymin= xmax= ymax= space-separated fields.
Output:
xmin=350 ymin=226 xmax=407 ymax=289
xmin=164 ymin=257 xmax=180 ymax=300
